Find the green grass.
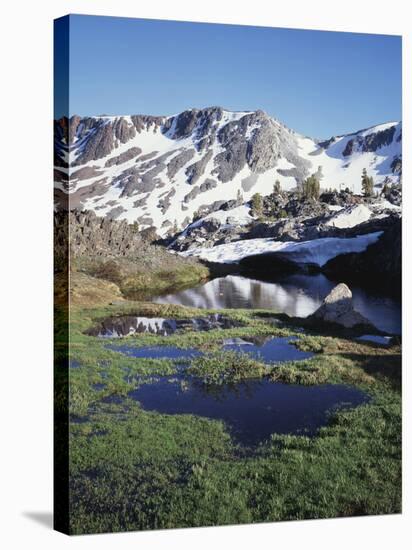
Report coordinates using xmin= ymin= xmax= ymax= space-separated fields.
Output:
xmin=188 ymin=350 xmax=267 ymax=384
xmin=60 ymin=299 xmax=402 ymax=534
xmin=74 ymin=256 xmax=209 ymax=300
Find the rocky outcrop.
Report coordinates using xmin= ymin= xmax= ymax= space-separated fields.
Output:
xmin=323 ymin=216 xmax=401 ymax=294
xmin=71 ymin=166 xmax=104 ymax=181
xmin=167 ymin=149 xmax=196 ymax=180
xmin=170 ymin=190 xmax=401 ymax=255
xmin=130 ymin=115 xmax=165 ymax=133
xmin=67 ymin=115 xmax=165 ymax=166
xmin=200 ymin=178 xmax=218 ymax=192
xmin=186 ymin=149 xmax=213 ymax=185
xmin=362 ymin=126 xmax=396 ymax=152
xmin=309 ymin=283 xmax=374 ymax=328
xmin=163 ymin=107 xmax=223 ymax=149
xmin=390 ymin=156 xmax=402 ymax=176
xmin=184 ymin=186 xmax=201 ymax=203
xmin=342 ymin=126 xmax=397 ymax=157
xmin=71 ymin=119 xmax=117 ymax=165
xmin=210 ymin=110 xmax=310 ymax=184
xmin=58 ymin=210 xmax=146 ymax=259
xmin=157 ymin=188 xmax=176 ymax=214
xmin=104 ymin=146 xmax=142 ymax=167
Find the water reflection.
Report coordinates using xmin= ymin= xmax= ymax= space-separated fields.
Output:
xmin=86 ymin=313 xmax=242 ymax=338
xmin=107 ymin=336 xmax=312 ymax=363
xmin=223 ymin=336 xmax=313 ymax=363
xmin=153 ymin=274 xmax=401 ymax=334
xmin=130 ymin=376 xmax=369 ymax=446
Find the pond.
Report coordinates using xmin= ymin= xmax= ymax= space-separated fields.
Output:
xmin=153 ymin=273 xmax=401 ymax=334
xmin=222 ymin=336 xmax=313 ymax=363
xmin=86 ymin=313 xmax=242 ymax=338
xmin=107 ymin=336 xmax=313 ymax=363
xmin=107 ymin=344 xmax=202 ymax=360
xmin=130 ymin=376 xmax=369 ymax=446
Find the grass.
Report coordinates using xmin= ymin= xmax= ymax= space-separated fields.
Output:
xmin=188 ymin=351 xmax=267 ymax=384
xmin=73 ymin=256 xmax=210 ymax=302
xmin=60 ymin=293 xmax=402 ymax=534
xmin=68 ymin=386 xmax=401 ymax=534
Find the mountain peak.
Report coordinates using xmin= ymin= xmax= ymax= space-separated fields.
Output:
xmin=54 ymin=107 xmax=402 ymax=236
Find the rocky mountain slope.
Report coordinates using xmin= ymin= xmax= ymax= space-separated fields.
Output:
xmin=54 ymin=209 xmax=210 ymax=300
xmin=54 ymin=107 xmax=402 ymax=237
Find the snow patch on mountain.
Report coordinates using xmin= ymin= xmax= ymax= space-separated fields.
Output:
xmin=54 ymin=107 xmax=402 ymax=236
xmin=325 ymin=204 xmax=372 ymax=229
xmin=181 ymin=232 xmax=383 ymax=266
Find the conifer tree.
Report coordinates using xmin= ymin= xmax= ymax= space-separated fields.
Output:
xmin=361 ymin=168 xmax=374 ymax=197
xmin=302 ymin=174 xmax=320 ymax=200
xmin=251 ymin=193 xmax=263 ymax=217
xmin=273 ymin=179 xmax=281 ymax=195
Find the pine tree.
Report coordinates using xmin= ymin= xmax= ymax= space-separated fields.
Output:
xmin=251 ymin=193 xmax=263 ymax=217
xmin=361 ymin=168 xmax=374 ymax=197
xmin=302 ymin=174 xmax=320 ymax=200
xmin=273 ymin=180 xmax=281 ymax=195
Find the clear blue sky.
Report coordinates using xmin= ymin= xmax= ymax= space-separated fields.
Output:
xmin=56 ymin=14 xmax=402 ymax=138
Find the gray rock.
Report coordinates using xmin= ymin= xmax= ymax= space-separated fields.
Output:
xmin=213 ymin=137 xmax=248 ymax=183
xmin=107 ymin=206 xmax=126 ymax=220
xmin=390 ymin=156 xmax=402 ymax=175
xmin=342 ymin=126 xmax=396 ymax=157
xmin=71 ymin=166 xmax=104 ymax=181
xmin=112 ymin=167 xmax=153 ymax=198
xmin=105 ymin=146 xmax=142 ymax=167
xmin=186 ymin=149 xmax=213 ymax=184
xmin=310 ymin=283 xmax=373 ymax=328
xmin=200 ymin=178 xmax=218 ymax=192
xmin=114 ymin=118 xmax=136 ymax=144
xmin=167 ymin=149 xmax=196 ymax=180
xmin=362 ymin=126 xmax=396 ymax=152
xmin=138 ymin=151 xmax=159 ymax=162
xmin=211 ymin=110 xmax=311 ymax=184
xmin=131 ymin=115 xmax=164 ymax=133
xmin=139 ymin=151 xmax=174 ymax=171
xmin=163 ymin=107 xmax=223 ymax=146
xmin=72 ymin=120 xmax=115 ymax=165
xmin=342 ymin=138 xmax=356 ymax=157
xmin=157 ymin=188 xmax=176 ymax=214
xmin=184 ymin=186 xmax=201 ymax=203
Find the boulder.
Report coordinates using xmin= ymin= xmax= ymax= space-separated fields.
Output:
xmin=310 ymin=283 xmax=374 ymax=329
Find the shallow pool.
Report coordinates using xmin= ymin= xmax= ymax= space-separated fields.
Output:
xmin=223 ymin=336 xmax=313 ymax=363
xmin=130 ymin=376 xmax=369 ymax=446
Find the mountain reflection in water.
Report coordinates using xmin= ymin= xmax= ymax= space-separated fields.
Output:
xmin=153 ymin=274 xmax=401 ymax=334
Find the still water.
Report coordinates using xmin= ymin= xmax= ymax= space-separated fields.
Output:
xmin=130 ymin=376 xmax=369 ymax=446
xmin=153 ymin=274 xmax=401 ymax=334
xmin=107 ymin=336 xmax=313 ymax=363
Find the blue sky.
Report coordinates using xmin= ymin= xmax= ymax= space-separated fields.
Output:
xmin=56 ymin=14 xmax=401 ymax=138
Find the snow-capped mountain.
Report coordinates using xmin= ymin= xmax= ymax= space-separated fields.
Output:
xmin=54 ymin=107 xmax=402 ymax=236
